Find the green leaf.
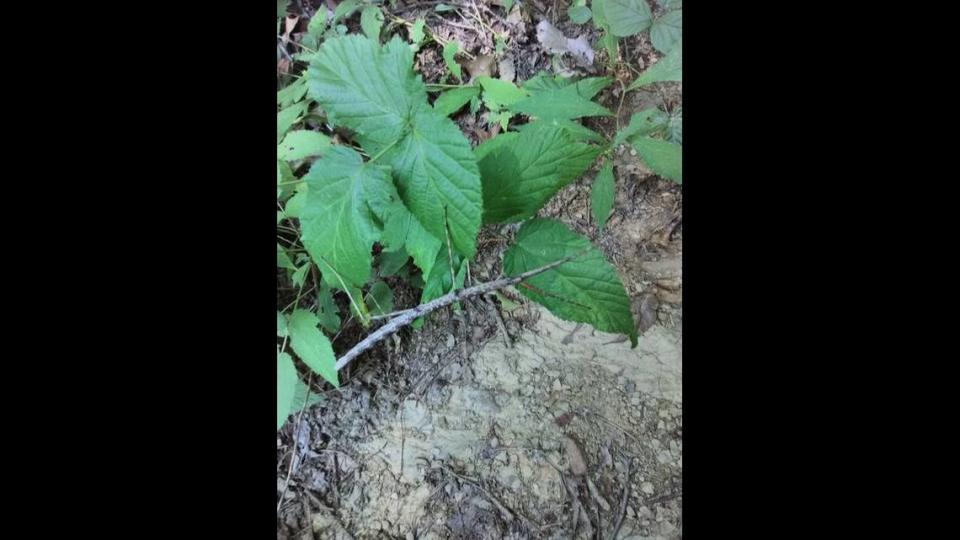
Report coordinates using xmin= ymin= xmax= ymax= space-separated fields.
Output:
xmin=568 ymin=5 xmax=592 ymax=24
xmin=378 ymin=199 xmax=442 ymax=279
xmin=292 ymin=263 xmax=311 ymax=289
xmin=627 ymin=45 xmax=681 ymax=90
xmin=478 ymin=125 xmax=600 ymax=224
xmin=290 ymin=380 xmax=325 ymax=411
xmin=433 ymin=86 xmax=480 ymax=116
xmin=333 ymin=0 xmax=361 ymax=23
xmin=277 ymin=350 xmax=298 ymax=430
xmin=308 ymin=8 xmax=328 ymax=37
xmin=299 ymin=145 xmax=396 ymax=289
xmin=308 ymin=36 xmax=428 ymax=151
xmin=477 ymin=76 xmax=528 ymax=109
xmin=277 ymin=77 xmax=308 ymax=108
xmin=632 ymin=137 xmax=681 ymax=183
xmin=289 ymin=309 xmax=340 ymax=387
xmin=316 ymin=282 xmax=341 ymax=333
xmin=366 ymin=281 xmax=394 ymax=315
xmin=278 ymin=311 xmax=289 ymax=338
xmin=597 ymin=0 xmax=652 ymax=37
xmin=410 ymin=18 xmax=426 ymax=46
xmin=283 ymin=183 xmax=308 ymax=219
xmin=278 ymin=0 xmax=290 ymax=19
xmin=277 ymin=101 xmax=309 ymax=143
xmin=517 ymin=117 xmax=604 ymax=143
xmin=277 ymin=159 xmax=296 ymax=199
xmin=378 ymin=248 xmax=410 ymax=277
xmin=360 ymin=6 xmax=384 ymax=41
xmin=380 ymin=108 xmax=482 ymax=259
xmin=613 ymin=108 xmax=669 ymax=146
xmin=650 ymin=10 xmax=682 ymax=53
xmin=509 ymin=84 xmax=612 ymax=121
xmin=442 ymin=41 xmax=463 ymax=81
xmin=502 ymin=0 xmax=515 ymax=12
xmin=591 ymin=161 xmax=615 ymax=230
xmin=277 ymin=130 xmax=331 ymax=161
xmin=278 ymin=244 xmax=296 ymax=270
xmin=504 ymin=219 xmax=637 ymax=346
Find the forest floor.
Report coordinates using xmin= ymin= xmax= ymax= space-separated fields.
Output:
xmin=278 ymin=1 xmax=681 ymax=538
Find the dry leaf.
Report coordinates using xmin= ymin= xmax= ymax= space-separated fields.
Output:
xmin=535 ymin=20 xmax=595 ymax=67
xmin=563 ymin=435 xmax=588 ymax=476
xmin=464 ymin=54 xmax=495 ymax=81
xmin=498 ymin=55 xmax=516 ymax=82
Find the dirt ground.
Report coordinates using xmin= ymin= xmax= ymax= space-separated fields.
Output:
xmin=278 ymin=1 xmax=681 ymax=538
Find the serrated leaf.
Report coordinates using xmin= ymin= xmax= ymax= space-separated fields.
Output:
xmin=361 ymin=6 xmax=384 ymax=41
xmin=278 ymin=311 xmax=288 ymax=337
xmin=277 ymin=159 xmax=296 ymax=200
xmin=289 ymin=309 xmax=339 ymax=387
xmin=517 ymin=117 xmax=604 ymax=143
xmin=290 ymin=380 xmax=325 ymax=411
xmin=333 ymin=0 xmax=361 ymax=23
xmin=277 ymin=130 xmax=331 ymax=161
xmin=308 ymin=36 xmax=427 ymax=151
xmin=278 ymin=244 xmax=296 ymax=270
xmin=474 ymin=131 xmax=518 ymax=161
xmin=504 ymin=219 xmax=637 ymax=346
xmin=632 ymin=136 xmax=681 ymax=183
xmin=613 ymin=108 xmax=669 ymax=146
xmin=477 ymin=76 xmax=528 ymax=109
xmin=650 ymin=10 xmax=682 ymax=53
xmin=283 ymin=183 xmax=308 ymax=219
xmin=568 ymin=5 xmax=592 ymax=24
xmin=299 ymin=145 xmax=396 ymax=289
xmin=366 ymin=281 xmax=394 ymax=315
xmin=316 ymin=282 xmax=341 ymax=333
xmin=278 ymin=101 xmax=309 ymax=143
xmin=308 ymin=8 xmax=328 ymax=37
xmin=509 ymin=84 xmax=612 ymax=121
xmin=627 ymin=45 xmax=681 ymax=90
xmin=523 ymin=75 xmax=612 ymax=100
xmin=277 ymin=350 xmax=298 ymax=430
xmin=378 ymin=200 xmax=441 ymax=279
xmin=591 ymin=161 xmax=615 ymax=230
xmin=597 ymin=0 xmax=652 ymax=37
xmin=410 ymin=18 xmax=426 ymax=45
xmin=443 ymin=41 xmax=462 ymax=81
xmin=378 ymin=247 xmax=410 ymax=277
xmin=380 ymin=108 xmax=482 ymax=258
xmin=433 ymin=86 xmax=480 ymax=116
xmin=479 ymin=125 xmax=600 ymax=223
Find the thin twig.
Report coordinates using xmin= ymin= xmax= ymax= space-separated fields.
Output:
xmin=334 ymin=253 xmax=584 ymax=371
xmin=608 ymin=458 xmax=633 ymax=540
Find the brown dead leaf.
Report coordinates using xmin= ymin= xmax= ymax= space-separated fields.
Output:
xmin=638 ymin=292 xmax=660 ymax=334
xmin=464 ymin=54 xmax=496 ymax=81
xmin=563 ymin=435 xmax=588 ymax=476
xmin=282 ymin=15 xmax=299 ymax=44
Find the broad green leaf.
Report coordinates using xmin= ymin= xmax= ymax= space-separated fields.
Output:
xmin=278 ymin=244 xmax=296 ymax=270
xmin=597 ymin=0 xmax=652 ymax=37
xmin=289 ymin=309 xmax=339 ymax=387
xmin=277 ymin=77 xmax=308 ymax=108
xmin=478 ymin=125 xmax=600 ymax=223
xmin=299 ymin=145 xmax=395 ymax=289
xmin=474 ymin=132 xmax=519 ymax=161
xmin=316 ymin=282 xmax=341 ymax=333
xmin=509 ymin=84 xmax=612 ymax=121
xmin=378 ymin=200 xmax=441 ymax=279
xmin=523 ymin=75 xmax=612 ymax=101
xmin=378 ymin=247 xmax=410 ymax=277
xmin=517 ymin=117 xmax=604 ymax=143
xmin=277 ymin=130 xmax=331 ymax=161
xmin=308 ymin=36 xmax=428 ymax=151
xmin=420 ymin=246 xmax=460 ymax=306
xmin=277 ymin=311 xmax=288 ymax=337
xmin=366 ymin=281 xmax=394 ymax=315
xmin=380 ymin=108 xmax=482 ymax=259
xmin=283 ymin=183 xmax=308 ymax=219
xmin=477 ymin=76 xmax=528 ymax=109
xmin=308 ymin=37 xmax=482 ymax=258
xmin=277 ymin=350 xmax=298 ymax=430
xmin=410 ymin=18 xmax=426 ymax=46
xmin=333 ymin=0 xmax=361 ymax=23
xmin=650 ymin=10 xmax=682 ymax=53
xmin=433 ymin=86 xmax=480 ymax=116
xmin=658 ymin=0 xmax=682 ymax=11
xmin=442 ymin=41 xmax=463 ymax=81
xmin=278 ymin=101 xmax=309 ymax=143
xmin=308 ymin=8 xmax=328 ymax=37
xmin=667 ymin=106 xmax=682 ymax=145
xmin=568 ymin=5 xmax=592 ymax=24
xmin=627 ymin=44 xmax=681 ymax=90
xmin=632 ymin=137 xmax=682 ymax=183
xmin=504 ymin=219 xmax=637 ymax=346
xmin=277 ymin=159 xmax=296 ymax=199
xmin=360 ymin=6 xmax=384 ymax=41
xmin=613 ymin=108 xmax=669 ymax=146
xmin=591 ymin=161 xmax=615 ymax=230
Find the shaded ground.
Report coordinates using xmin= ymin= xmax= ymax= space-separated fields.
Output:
xmin=278 ymin=1 xmax=681 ymax=538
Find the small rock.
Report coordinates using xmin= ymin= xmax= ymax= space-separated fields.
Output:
xmin=446 ymin=334 xmax=455 ymax=349
xmin=552 ymin=379 xmax=563 ymax=391
xmin=640 ymin=481 xmax=655 ymax=495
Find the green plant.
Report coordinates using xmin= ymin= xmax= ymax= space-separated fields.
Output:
xmin=277 ymin=6 xmax=681 ymax=429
